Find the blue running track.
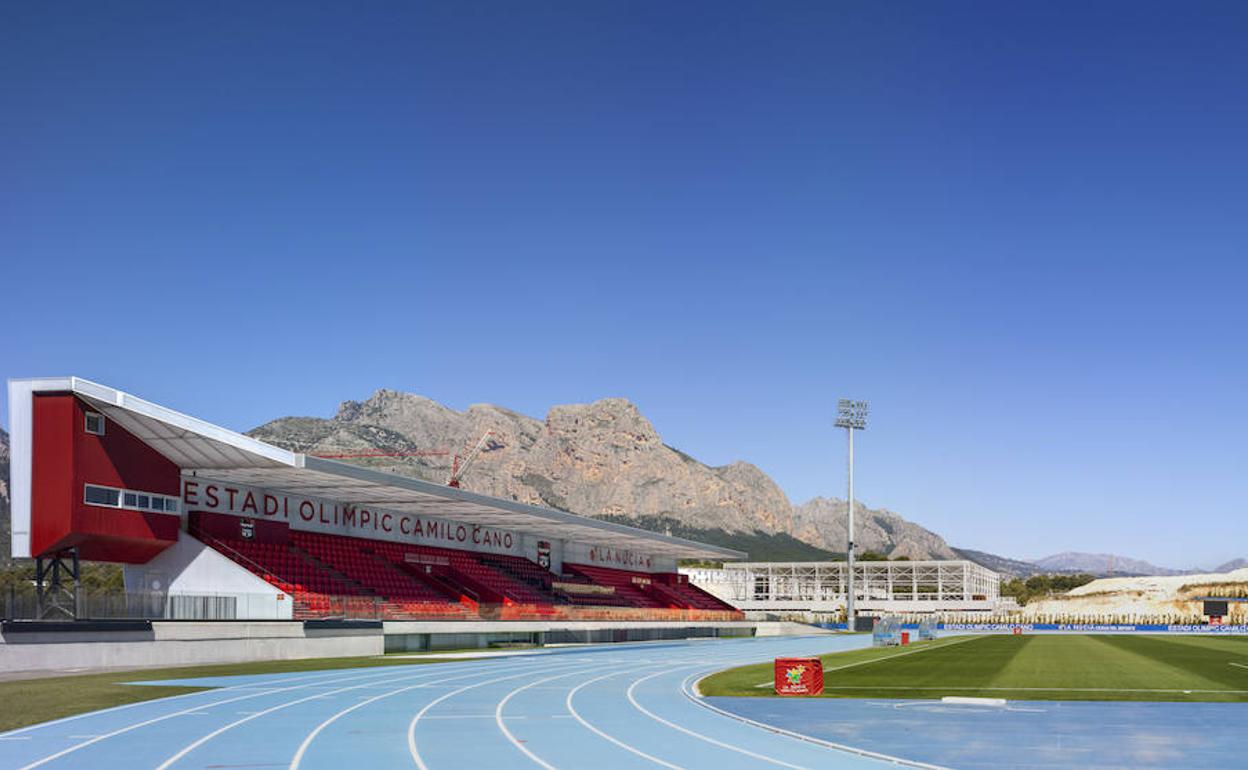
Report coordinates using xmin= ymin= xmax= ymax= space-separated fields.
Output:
xmin=0 ymin=635 xmax=926 ymax=770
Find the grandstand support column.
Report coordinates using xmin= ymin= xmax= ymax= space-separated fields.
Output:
xmin=35 ymin=547 xmax=80 ymax=620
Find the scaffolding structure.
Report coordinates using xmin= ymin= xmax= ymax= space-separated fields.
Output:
xmin=684 ymin=560 xmax=1003 ymax=616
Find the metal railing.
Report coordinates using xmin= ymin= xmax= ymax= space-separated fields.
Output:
xmin=288 ymin=594 xmax=743 ymax=623
xmin=3 ymin=583 xmax=745 ymax=624
xmin=2 ymin=585 xmax=281 ymax=621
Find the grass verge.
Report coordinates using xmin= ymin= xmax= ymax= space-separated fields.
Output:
xmin=699 ymin=634 xmax=1248 ymax=702
xmin=0 ymin=654 xmax=455 ymax=733
xmin=699 ymin=636 xmax=970 ymax=697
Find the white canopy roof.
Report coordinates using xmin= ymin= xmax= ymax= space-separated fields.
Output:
xmin=9 ymin=377 xmax=745 ymax=561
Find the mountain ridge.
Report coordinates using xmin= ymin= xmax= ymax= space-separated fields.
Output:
xmin=1030 ymin=551 xmax=1202 ymax=577
xmin=248 ymin=389 xmax=958 ymax=561
xmin=0 ymin=397 xmax=1238 ymax=574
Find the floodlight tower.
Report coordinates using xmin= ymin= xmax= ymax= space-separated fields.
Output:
xmin=835 ymin=398 xmax=869 ymax=629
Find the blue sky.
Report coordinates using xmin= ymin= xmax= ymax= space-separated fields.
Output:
xmin=2 ymin=2 xmax=1245 ymax=568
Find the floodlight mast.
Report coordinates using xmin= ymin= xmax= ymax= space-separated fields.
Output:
xmin=835 ymin=399 xmax=869 ymax=630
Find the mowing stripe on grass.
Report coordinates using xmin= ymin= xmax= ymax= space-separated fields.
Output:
xmin=751 ymin=636 xmax=978 ymax=687
xmin=704 ymin=634 xmax=1248 ymax=703
xmin=1078 ymin=635 xmax=1243 ymax=696
xmin=819 ymin=685 xmax=1248 ymax=694
xmin=832 ymin=635 xmax=1031 ymax=694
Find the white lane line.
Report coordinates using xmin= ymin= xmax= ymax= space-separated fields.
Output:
xmin=819 ymin=685 xmax=1248 ymax=693
xmin=626 ymin=668 xmax=807 ymax=769
xmin=407 ymin=662 xmax=601 ymax=770
xmin=682 ymin=670 xmax=951 ymax=770
xmin=565 ymin=669 xmax=684 ymax=770
xmin=0 ymin=662 xmax=489 ymax=741
xmin=494 ymin=670 xmax=595 ymax=770
xmin=493 ymin=665 xmax=653 ymax=770
xmin=16 ymin=666 xmax=449 ymax=770
xmin=289 ymin=667 xmax=472 ymax=770
xmin=156 ymin=666 xmax=462 ymax=770
xmin=750 ymin=637 xmax=978 ymax=687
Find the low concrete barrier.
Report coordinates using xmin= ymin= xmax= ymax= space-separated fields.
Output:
xmin=0 ymin=618 xmax=768 ymax=672
xmin=382 ymin=619 xmax=758 ymax=651
xmin=0 ymin=620 xmax=383 ymax=674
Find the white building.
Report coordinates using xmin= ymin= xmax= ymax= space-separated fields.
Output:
xmin=683 ymin=560 xmax=1006 ymax=617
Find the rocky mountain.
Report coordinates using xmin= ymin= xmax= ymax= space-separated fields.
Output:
xmin=249 ymin=390 xmax=959 ymax=561
xmin=1031 ymin=551 xmax=1196 ymax=577
xmin=1216 ymin=558 xmax=1248 ymax=573
xmin=953 ymin=547 xmax=1047 ymax=578
xmin=792 ymin=497 xmax=957 ymax=560
xmin=1 ymin=428 xmax=10 ymax=564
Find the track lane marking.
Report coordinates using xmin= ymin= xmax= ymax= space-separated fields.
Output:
xmin=819 ymin=685 xmax=1248 ymax=693
xmin=556 ymin=641 xmax=865 ymax=770
xmin=495 ymin=669 xmax=624 ymax=770
xmin=683 ymin=670 xmax=951 ymax=770
xmin=750 ymin=636 xmax=978 ymax=687
xmin=625 ymin=667 xmax=808 ymax=769
xmin=288 ymin=668 xmax=478 ymax=770
xmin=0 ymin=666 xmax=405 ymax=740
xmin=564 ymin=668 xmax=684 ymax=770
xmin=407 ymin=662 xmax=602 ymax=770
xmin=491 ymin=662 xmax=679 ymax=770
xmin=156 ymin=659 xmax=560 ymax=770
xmin=16 ymin=667 xmax=428 ymax=770
xmin=154 ymin=666 xmax=470 ymax=770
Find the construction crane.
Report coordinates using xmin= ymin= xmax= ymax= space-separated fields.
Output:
xmin=311 ymin=430 xmax=504 ymax=488
xmin=312 ymin=449 xmax=450 ymax=460
xmin=447 ymin=430 xmax=504 ymax=487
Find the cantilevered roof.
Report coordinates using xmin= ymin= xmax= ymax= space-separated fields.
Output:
xmin=10 ymin=377 xmax=745 ymax=561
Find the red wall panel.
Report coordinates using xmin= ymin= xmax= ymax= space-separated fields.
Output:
xmin=30 ymin=394 xmax=181 ymax=562
xmin=73 ymin=400 xmax=181 ymax=498
xmin=30 ymin=394 xmax=75 ymax=558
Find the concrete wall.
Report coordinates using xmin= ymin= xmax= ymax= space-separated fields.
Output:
xmin=0 ymin=622 xmax=381 ymax=673
xmin=0 ymin=618 xmax=829 ymax=673
xmin=123 ymin=532 xmax=293 ymax=619
xmin=382 ymin=619 xmax=761 ymax=652
xmin=752 ymin=621 xmax=836 ymax=637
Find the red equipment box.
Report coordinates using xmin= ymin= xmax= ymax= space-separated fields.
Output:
xmin=774 ymin=657 xmax=824 ymax=696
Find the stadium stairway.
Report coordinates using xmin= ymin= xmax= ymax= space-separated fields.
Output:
xmin=564 ymin=563 xmax=667 ymax=609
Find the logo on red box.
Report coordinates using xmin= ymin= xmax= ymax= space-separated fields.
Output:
xmin=774 ymin=657 xmax=823 ymax=696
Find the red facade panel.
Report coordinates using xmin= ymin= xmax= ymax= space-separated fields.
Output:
xmin=30 ymin=394 xmax=75 ymax=558
xmin=30 ymin=394 xmax=180 ymax=562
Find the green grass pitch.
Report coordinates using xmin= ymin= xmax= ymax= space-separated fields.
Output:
xmin=699 ymin=634 xmax=1248 ymax=702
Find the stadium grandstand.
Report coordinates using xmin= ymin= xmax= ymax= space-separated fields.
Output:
xmin=5 ymin=377 xmax=743 ymax=631
xmin=683 ymin=559 xmax=1010 ymax=619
